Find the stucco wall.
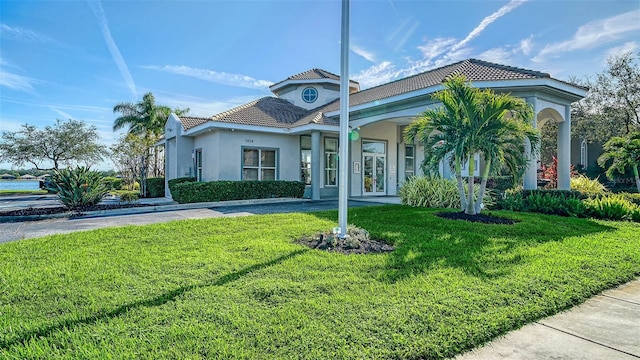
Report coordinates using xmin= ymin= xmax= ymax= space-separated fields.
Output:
xmin=278 ymin=84 xmax=339 ymax=110
xmin=193 ymin=131 xmax=219 ymax=182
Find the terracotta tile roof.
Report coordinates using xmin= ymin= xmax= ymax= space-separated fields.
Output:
xmin=179 ymin=59 xmax=585 ymax=132
xmin=180 ymin=97 xmax=309 ymax=130
xmin=269 ymin=68 xmax=359 ymax=90
xmin=179 ymin=116 xmax=210 ymax=130
xmin=317 ymin=58 xmax=559 ymax=113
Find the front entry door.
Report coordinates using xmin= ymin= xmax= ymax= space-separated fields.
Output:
xmin=363 ymin=141 xmax=386 ymax=195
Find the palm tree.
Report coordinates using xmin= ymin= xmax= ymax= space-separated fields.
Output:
xmin=598 ymin=132 xmax=640 ymax=193
xmin=113 ymin=92 xmax=188 ymax=192
xmin=404 ymin=75 xmax=538 ymax=215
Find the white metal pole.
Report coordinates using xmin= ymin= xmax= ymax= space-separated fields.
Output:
xmin=338 ymin=0 xmax=350 ymax=238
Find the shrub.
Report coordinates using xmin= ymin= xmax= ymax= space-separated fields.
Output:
xmin=171 ymin=180 xmax=306 ymax=204
xmin=496 ymin=189 xmax=587 ymax=217
xmin=118 ymin=191 xmax=140 ymax=203
xmin=102 ymin=176 xmax=123 ymax=191
xmin=570 ymin=175 xmax=607 ymax=197
xmin=619 ymin=192 xmax=640 ymax=206
xmin=400 ymin=176 xmax=494 ymax=209
xmin=583 ymin=195 xmax=639 ymax=221
xmin=168 ymin=177 xmax=196 ymax=195
xmin=146 ymin=177 xmax=165 ymax=198
xmin=47 ymin=166 xmax=109 ymax=210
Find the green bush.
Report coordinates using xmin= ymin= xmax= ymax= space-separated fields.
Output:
xmin=47 ymin=166 xmax=109 ymax=210
xmin=583 ymin=195 xmax=639 ymax=221
xmin=496 ymin=188 xmax=587 ymax=217
xmin=400 ymin=176 xmax=494 ymax=209
xmin=168 ymin=177 xmax=196 ymax=195
xmin=171 ymin=180 xmax=306 ymax=204
xmin=619 ymin=192 xmax=640 ymax=206
xmin=570 ymin=175 xmax=607 ymax=197
xmin=118 ymin=191 xmax=140 ymax=204
xmin=146 ymin=177 xmax=165 ymax=198
xmin=102 ymin=176 xmax=123 ymax=191
xmin=484 ymin=176 xmax=517 ymax=191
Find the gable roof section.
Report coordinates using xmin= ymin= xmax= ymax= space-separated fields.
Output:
xmin=317 ymin=58 xmax=570 ymax=113
xmin=269 ymin=68 xmax=360 ymax=92
xmin=180 ymin=97 xmax=309 ymax=131
xmin=178 ymin=59 xmax=586 ymax=132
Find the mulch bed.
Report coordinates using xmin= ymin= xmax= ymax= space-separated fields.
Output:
xmin=297 ymin=232 xmax=394 ymax=255
xmin=0 ymin=203 xmax=151 ymax=217
xmin=437 ymin=211 xmax=517 ymax=225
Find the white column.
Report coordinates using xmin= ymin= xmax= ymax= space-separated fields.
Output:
xmin=311 ymin=131 xmax=321 ymax=200
xmin=557 ymin=106 xmax=571 ymax=190
xmin=523 ymin=98 xmax=539 ymax=190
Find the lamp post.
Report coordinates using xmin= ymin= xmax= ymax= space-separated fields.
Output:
xmin=338 ymin=0 xmax=350 ymax=238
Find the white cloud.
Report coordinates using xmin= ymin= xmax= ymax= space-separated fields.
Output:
xmin=533 ymin=9 xmax=640 ymax=62
xmin=0 ymin=24 xmax=57 ymax=43
xmin=477 ymin=48 xmax=514 ymax=64
xmin=154 ymin=93 xmax=263 ymax=117
xmin=0 ymin=70 xmax=36 ymax=92
xmin=49 ymin=107 xmax=74 ymax=120
xmin=605 ymin=41 xmax=639 ymax=61
xmin=352 ymin=61 xmax=399 ymax=89
xmin=351 ymin=44 xmax=376 ymax=62
xmin=142 ymin=65 xmax=273 ymax=89
xmin=519 ymin=36 xmax=534 ymax=56
xmin=450 ymin=0 xmax=528 ymax=53
xmin=418 ymin=37 xmax=457 ymax=62
xmin=87 ymin=0 xmax=137 ymax=98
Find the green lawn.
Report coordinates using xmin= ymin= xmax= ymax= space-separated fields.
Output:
xmin=1 ymin=206 xmax=639 ymax=359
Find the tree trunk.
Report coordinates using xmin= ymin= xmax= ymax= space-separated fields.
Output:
xmin=475 ymin=158 xmax=491 ymax=214
xmin=634 ymin=165 xmax=640 ymax=193
xmin=465 ymin=156 xmax=476 ymax=215
xmin=455 ymin=157 xmax=467 ymax=211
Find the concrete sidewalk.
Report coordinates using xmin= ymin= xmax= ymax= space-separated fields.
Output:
xmin=456 ymin=279 xmax=640 ymax=359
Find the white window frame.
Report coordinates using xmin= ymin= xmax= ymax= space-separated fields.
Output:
xmin=242 ymin=147 xmax=278 ymax=181
xmin=324 ymin=138 xmax=338 ymax=186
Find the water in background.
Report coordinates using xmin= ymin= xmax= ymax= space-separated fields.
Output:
xmin=0 ymin=180 xmax=40 ymax=191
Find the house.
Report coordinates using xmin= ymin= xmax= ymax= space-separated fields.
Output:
xmin=164 ymin=59 xmax=587 ymax=199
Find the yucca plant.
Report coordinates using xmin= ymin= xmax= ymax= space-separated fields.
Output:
xmin=399 ymin=176 xmax=494 ymax=209
xmin=47 ymin=166 xmax=109 ymax=210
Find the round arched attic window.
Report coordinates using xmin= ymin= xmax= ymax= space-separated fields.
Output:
xmin=301 ymin=87 xmax=318 ymax=103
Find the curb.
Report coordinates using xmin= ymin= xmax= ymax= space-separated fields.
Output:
xmin=0 ymin=198 xmax=309 ymax=223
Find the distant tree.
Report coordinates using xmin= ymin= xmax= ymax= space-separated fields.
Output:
xmin=572 ymin=52 xmax=640 ymax=144
xmin=113 ymin=92 xmax=188 ymax=194
xmin=598 ymin=132 xmax=640 ymax=193
xmin=0 ymin=119 xmax=106 ymax=171
xmin=108 ymin=133 xmax=155 ymax=191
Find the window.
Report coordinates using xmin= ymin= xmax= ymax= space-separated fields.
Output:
xmin=242 ymin=148 xmax=277 ymax=181
xmin=301 ymin=87 xmax=318 ymax=103
xmin=324 ymin=138 xmax=338 ymax=186
xmin=580 ymin=139 xmax=588 ymax=168
xmin=405 ymin=145 xmax=414 ymax=180
xmin=301 ymin=136 xmax=311 ymax=185
xmin=195 ymin=149 xmax=203 ymax=181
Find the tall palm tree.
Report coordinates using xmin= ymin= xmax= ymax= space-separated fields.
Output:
xmin=113 ymin=92 xmax=188 ymax=189
xmin=404 ymin=75 xmax=538 ymax=215
xmin=598 ymin=132 xmax=640 ymax=193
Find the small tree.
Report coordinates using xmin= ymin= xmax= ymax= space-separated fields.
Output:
xmin=405 ymin=75 xmax=538 ymax=215
xmin=0 ymin=119 xmax=106 ymax=170
xmin=598 ymin=132 xmax=640 ymax=193
xmin=109 ymin=133 xmax=153 ymax=191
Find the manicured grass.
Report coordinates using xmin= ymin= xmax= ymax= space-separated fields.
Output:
xmin=1 ymin=206 xmax=639 ymax=359
xmin=0 ymin=190 xmax=47 ymax=196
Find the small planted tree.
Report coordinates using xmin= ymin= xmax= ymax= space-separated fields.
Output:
xmin=598 ymin=132 xmax=640 ymax=193
xmin=404 ymin=75 xmax=538 ymax=215
xmin=47 ymin=166 xmax=109 ymax=210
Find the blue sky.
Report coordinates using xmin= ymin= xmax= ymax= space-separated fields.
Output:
xmin=1 ymin=0 xmax=639 ymax=170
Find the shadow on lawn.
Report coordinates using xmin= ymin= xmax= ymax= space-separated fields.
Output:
xmin=311 ymin=206 xmax=616 ymax=282
xmin=0 ymin=249 xmax=307 ymax=351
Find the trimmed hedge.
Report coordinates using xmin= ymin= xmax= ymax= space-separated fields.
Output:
xmin=102 ymin=177 xmax=123 ymax=191
xmin=171 ymin=180 xmax=306 ymax=204
xmin=168 ymin=177 xmax=196 ymax=195
xmin=146 ymin=177 xmax=165 ymax=198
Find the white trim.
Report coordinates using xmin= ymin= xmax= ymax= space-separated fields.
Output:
xmin=269 ymin=78 xmax=358 ymax=93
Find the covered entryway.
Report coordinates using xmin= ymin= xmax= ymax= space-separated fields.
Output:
xmin=362 ymin=141 xmax=386 ymax=195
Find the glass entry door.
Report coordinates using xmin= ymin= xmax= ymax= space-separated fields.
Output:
xmin=362 ymin=141 xmax=386 ymax=195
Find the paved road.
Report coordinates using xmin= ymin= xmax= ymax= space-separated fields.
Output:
xmin=0 ymin=200 xmax=379 ymax=243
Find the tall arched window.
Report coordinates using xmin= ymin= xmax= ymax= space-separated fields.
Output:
xmin=580 ymin=139 xmax=588 ymax=168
